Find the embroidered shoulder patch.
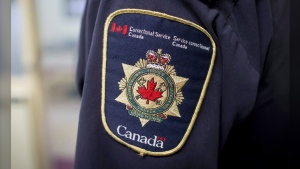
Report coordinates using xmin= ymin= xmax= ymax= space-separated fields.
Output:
xmin=101 ymin=9 xmax=216 ymax=156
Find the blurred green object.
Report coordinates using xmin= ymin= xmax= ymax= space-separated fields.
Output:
xmin=0 ymin=0 xmax=11 ymax=169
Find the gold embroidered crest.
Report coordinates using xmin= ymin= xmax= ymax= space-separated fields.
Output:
xmin=115 ymin=49 xmax=188 ymax=126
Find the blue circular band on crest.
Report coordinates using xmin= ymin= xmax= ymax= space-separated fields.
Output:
xmin=126 ymin=68 xmax=175 ymax=114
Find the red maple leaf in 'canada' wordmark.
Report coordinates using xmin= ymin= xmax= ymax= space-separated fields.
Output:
xmin=137 ymin=78 xmax=163 ymax=104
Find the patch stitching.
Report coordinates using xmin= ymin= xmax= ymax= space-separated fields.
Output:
xmin=101 ymin=9 xmax=216 ymax=156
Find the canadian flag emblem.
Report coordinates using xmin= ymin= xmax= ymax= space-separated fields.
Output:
xmin=110 ymin=22 xmax=128 ymax=35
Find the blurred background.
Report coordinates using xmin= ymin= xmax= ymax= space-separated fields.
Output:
xmin=1 ymin=0 xmax=11 ymax=169
xmin=11 ymin=0 xmax=85 ymax=168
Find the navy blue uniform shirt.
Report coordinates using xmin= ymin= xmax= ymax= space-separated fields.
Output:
xmin=75 ymin=0 xmax=289 ymax=168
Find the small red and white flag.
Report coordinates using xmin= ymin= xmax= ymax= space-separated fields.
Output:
xmin=110 ymin=22 xmax=128 ymax=35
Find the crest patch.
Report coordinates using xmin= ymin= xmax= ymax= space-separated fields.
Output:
xmin=115 ymin=49 xmax=188 ymax=126
xmin=101 ymin=9 xmax=216 ymax=156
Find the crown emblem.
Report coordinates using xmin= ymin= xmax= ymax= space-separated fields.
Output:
xmin=146 ymin=49 xmax=171 ymax=70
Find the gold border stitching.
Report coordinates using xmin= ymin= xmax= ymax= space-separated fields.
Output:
xmin=101 ymin=9 xmax=216 ymax=156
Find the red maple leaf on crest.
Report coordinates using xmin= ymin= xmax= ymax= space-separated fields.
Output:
xmin=137 ymin=78 xmax=163 ymax=104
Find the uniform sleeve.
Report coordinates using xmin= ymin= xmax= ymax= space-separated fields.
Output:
xmin=219 ymin=1 xmax=289 ymax=168
xmin=76 ymin=0 xmax=102 ymax=96
xmin=75 ymin=1 xmax=279 ymax=168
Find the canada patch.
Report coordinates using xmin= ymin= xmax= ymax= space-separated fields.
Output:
xmin=101 ymin=9 xmax=216 ymax=156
